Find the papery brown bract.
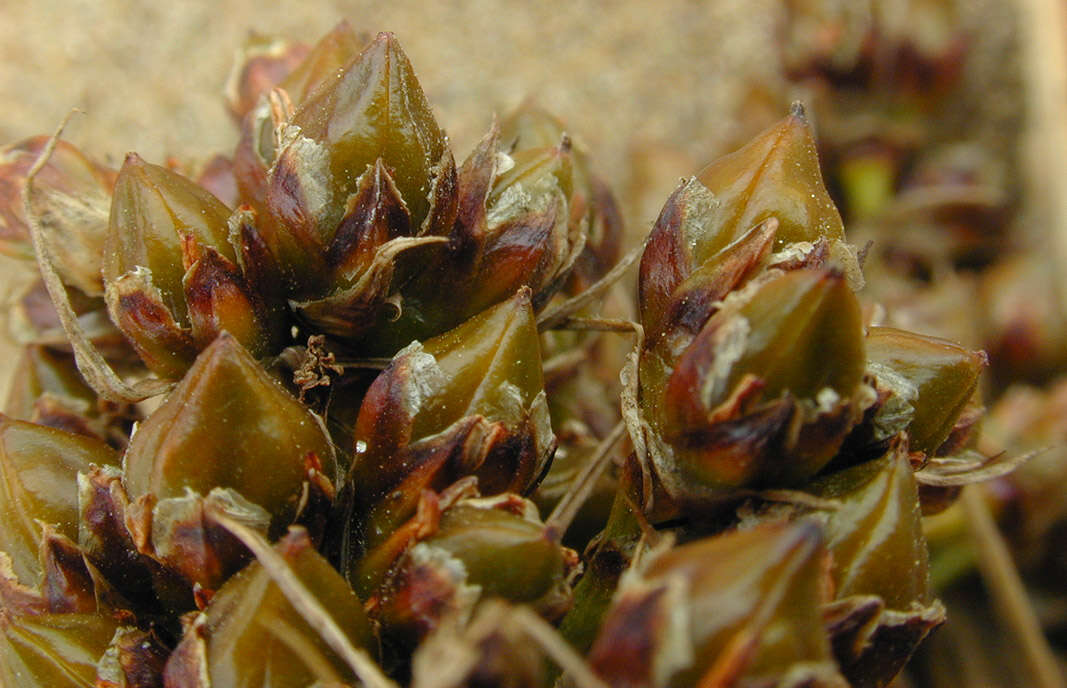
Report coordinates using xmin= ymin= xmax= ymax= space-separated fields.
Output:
xmin=0 ymin=136 xmax=114 ymax=296
xmin=95 ymin=626 xmax=169 ymax=688
xmin=410 ymin=600 xmax=548 ymax=688
xmin=224 ymin=33 xmax=310 ymax=123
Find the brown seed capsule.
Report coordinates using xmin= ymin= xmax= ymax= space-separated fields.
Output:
xmin=638 ymin=105 xmax=857 ymax=357
xmin=811 ymin=444 xmax=932 ymax=608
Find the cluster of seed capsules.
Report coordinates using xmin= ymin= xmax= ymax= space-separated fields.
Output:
xmin=0 ymin=20 xmax=1007 ymax=688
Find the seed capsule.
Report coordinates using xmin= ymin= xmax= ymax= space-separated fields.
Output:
xmin=123 ymin=333 xmax=336 ymax=530
xmin=811 ymin=445 xmax=932 ymax=608
xmin=866 ymin=326 xmax=987 ymax=456
xmin=0 ymin=611 xmax=121 ymax=688
xmin=0 ymin=416 xmax=117 ymax=587
xmin=646 ymin=268 xmax=866 ymax=498
xmin=103 ymin=154 xmax=277 ymax=377
xmin=390 ymin=122 xmax=584 ymax=347
xmin=346 ymin=288 xmax=554 ymax=551
xmin=163 ymin=528 xmax=374 ymax=688
xmin=810 ymin=445 xmax=946 ymax=687
xmin=589 ymin=521 xmax=845 ymax=688
xmin=292 ymin=32 xmax=449 ymax=230
xmin=696 ymin=104 xmax=845 ymax=252
xmin=364 ymin=491 xmax=576 ymax=651
xmin=500 ymin=102 xmax=624 ymax=294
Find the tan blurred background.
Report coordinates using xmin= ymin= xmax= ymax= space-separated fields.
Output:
xmin=0 ymin=0 xmax=1020 ymax=395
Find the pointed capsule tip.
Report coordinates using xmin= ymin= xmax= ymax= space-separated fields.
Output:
xmin=789 ymin=100 xmax=808 ymax=122
xmin=123 ymin=152 xmax=145 ymax=167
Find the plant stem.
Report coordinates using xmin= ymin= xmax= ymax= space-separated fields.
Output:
xmin=961 ymin=486 xmax=1065 ymax=688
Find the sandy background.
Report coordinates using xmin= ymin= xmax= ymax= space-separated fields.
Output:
xmin=0 ymin=0 xmax=1022 ymax=395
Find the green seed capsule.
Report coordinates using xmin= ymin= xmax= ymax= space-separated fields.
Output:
xmin=647 ymin=268 xmax=865 ymax=494
xmin=366 ymin=491 xmax=575 ymax=650
xmin=810 ymin=445 xmax=931 ymax=608
xmin=103 ymin=155 xmax=276 ymax=377
xmin=589 ymin=521 xmax=844 ymax=688
xmin=0 ymin=611 xmax=120 ymax=688
xmin=348 ymin=288 xmax=552 ymax=544
xmin=810 ymin=445 xmax=946 ymax=687
xmin=164 ymin=529 xmax=374 ymax=688
xmin=123 ymin=333 xmax=336 ymax=531
xmin=0 ymin=416 xmax=116 ymax=587
xmin=866 ymin=326 xmax=987 ymax=456
xmin=695 ymin=104 xmax=845 ymax=255
xmin=292 ymin=32 xmax=448 ymax=230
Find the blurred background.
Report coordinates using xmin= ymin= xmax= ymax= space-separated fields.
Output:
xmin=0 ymin=0 xmax=1019 ymax=233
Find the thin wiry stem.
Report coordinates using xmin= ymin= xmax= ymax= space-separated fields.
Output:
xmin=537 ymin=245 xmax=641 ymax=331
xmin=547 ymin=317 xmax=638 ymax=333
xmin=546 ymin=420 xmax=626 ymax=536
xmin=510 ymin=606 xmax=610 ymax=688
xmin=961 ymin=486 xmax=1066 ymax=688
